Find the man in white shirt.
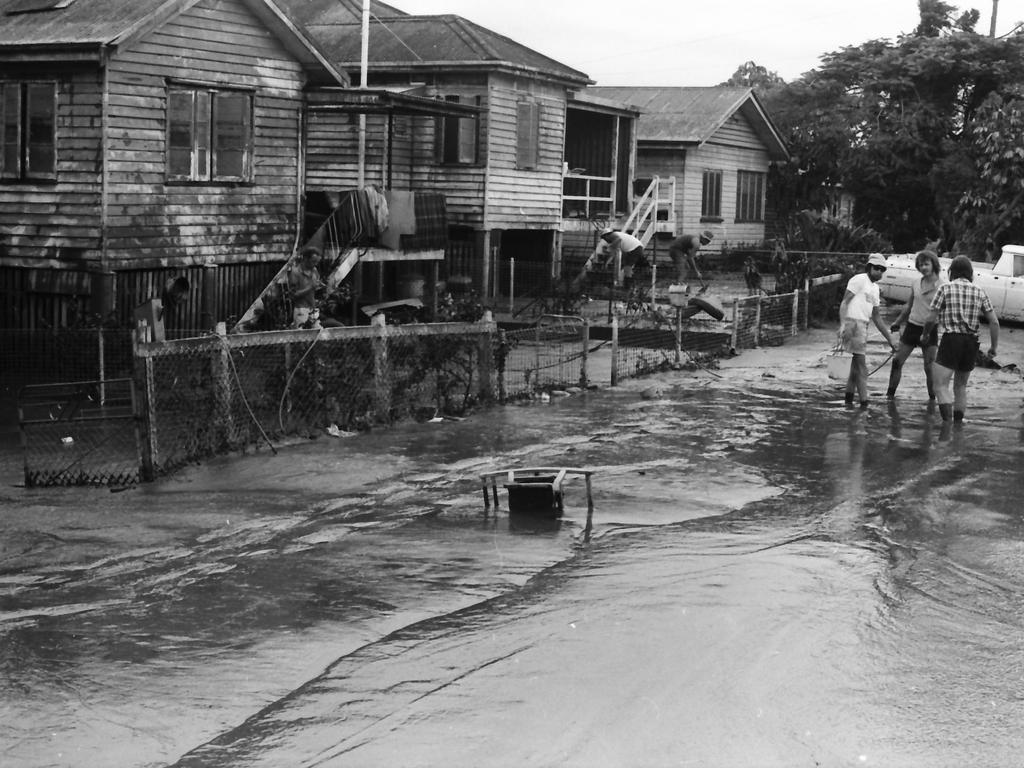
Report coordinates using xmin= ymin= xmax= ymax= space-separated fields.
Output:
xmin=599 ymin=228 xmax=646 ymax=287
xmin=838 ymin=253 xmax=898 ymax=408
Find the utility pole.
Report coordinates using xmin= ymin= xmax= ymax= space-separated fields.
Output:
xmin=990 ymin=0 xmax=999 ymax=37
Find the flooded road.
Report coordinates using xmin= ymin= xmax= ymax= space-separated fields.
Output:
xmin=2 ymin=378 xmax=1023 ymax=767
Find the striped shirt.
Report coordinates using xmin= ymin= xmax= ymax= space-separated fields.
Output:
xmin=929 ymin=278 xmax=994 ymax=335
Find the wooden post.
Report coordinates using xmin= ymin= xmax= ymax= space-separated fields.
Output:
xmin=674 ymin=306 xmax=682 ymax=364
xmin=731 ymin=299 xmax=740 ymax=350
xmin=478 ymin=311 xmax=495 ymax=402
xmin=213 ymin=322 xmax=235 ymax=447
xmin=754 ymin=295 xmax=763 ymax=347
xmin=579 ymin=320 xmax=590 ymax=388
xmin=791 ymin=289 xmax=800 ymax=336
xmin=610 ymin=314 xmax=619 ymax=386
xmin=497 ymin=329 xmax=508 ymax=403
xmin=371 ymin=313 xmax=390 ymax=421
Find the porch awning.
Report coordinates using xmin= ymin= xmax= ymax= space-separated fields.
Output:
xmin=307 ymin=88 xmax=481 ymax=118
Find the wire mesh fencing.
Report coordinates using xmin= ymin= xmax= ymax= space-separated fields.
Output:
xmin=18 ymin=378 xmax=141 ymax=486
xmin=133 ymin=319 xmax=497 ymax=477
xmin=729 ymin=290 xmax=804 ymax=350
xmin=497 ymin=315 xmax=591 ymax=398
xmin=610 ymin=307 xmax=732 ymax=383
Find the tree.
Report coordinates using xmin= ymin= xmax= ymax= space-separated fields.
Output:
xmin=762 ymin=15 xmax=1024 ymax=251
xmin=957 ymin=88 xmax=1024 ymax=254
xmin=720 ymin=61 xmax=785 ymax=91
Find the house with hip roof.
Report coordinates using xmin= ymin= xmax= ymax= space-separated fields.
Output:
xmin=286 ymin=0 xmax=641 ymax=302
xmin=587 ymin=86 xmax=789 ymax=258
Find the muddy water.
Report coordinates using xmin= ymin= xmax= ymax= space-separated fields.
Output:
xmin=2 ymin=382 xmax=1023 ymax=767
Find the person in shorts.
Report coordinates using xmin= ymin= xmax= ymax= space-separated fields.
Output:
xmin=923 ymin=255 xmax=999 ymax=423
xmin=838 ymin=253 xmax=898 ymax=408
xmin=599 ymin=228 xmax=646 ymax=287
xmin=886 ymin=249 xmax=945 ymax=400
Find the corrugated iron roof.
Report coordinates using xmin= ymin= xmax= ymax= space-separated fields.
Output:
xmin=0 ymin=0 xmax=346 ymax=83
xmin=0 ymin=0 xmax=168 ymax=46
xmin=284 ymin=0 xmax=408 ymax=25
xmin=304 ymin=14 xmax=591 ymax=85
xmin=588 ymin=86 xmax=788 ymax=160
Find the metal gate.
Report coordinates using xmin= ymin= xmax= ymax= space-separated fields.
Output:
xmin=18 ymin=378 xmax=142 ymax=487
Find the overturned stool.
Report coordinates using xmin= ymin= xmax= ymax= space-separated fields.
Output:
xmin=480 ymin=467 xmax=594 ymax=519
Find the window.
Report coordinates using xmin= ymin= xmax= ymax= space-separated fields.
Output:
xmin=701 ymin=169 xmax=722 ymax=219
xmin=516 ymin=100 xmax=540 ymax=170
xmin=1 ymin=81 xmax=57 ymax=181
xmin=167 ymin=85 xmax=252 ymax=183
xmin=736 ymin=170 xmax=765 ymax=222
xmin=436 ymin=95 xmax=478 ymax=165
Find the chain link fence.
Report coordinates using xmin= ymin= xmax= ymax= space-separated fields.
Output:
xmin=497 ymin=315 xmax=590 ymax=398
xmin=610 ymin=306 xmax=732 ymax=383
xmin=133 ymin=319 xmax=497 ymax=477
xmin=18 ymin=378 xmax=141 ymax=486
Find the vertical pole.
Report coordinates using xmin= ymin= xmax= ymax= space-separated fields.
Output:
xmin=357 ymin=0 xmax=370 ymax=188
xmin=731 ymin=299 xmax=740 ymax=351
xmin=478 ymin=310 xmax=495 ymax=402
xmin=97 ymin=327 xmax=106 ymax=406
xmin=482 ymin=476 xmax=491 ymax=511
xmin=674 ymin=306 xmax=682 ymax=365
xmin=509 ymin=257 xmax=515 ymax=315
xmin=754 ymin=295 xmax=763 ymax=347
xmin=791 ymin=289 xmax=799 ymax=336
xmin=579 ymin=320 xmax=589 ymax=388
xmin=143 ymin=355 xmax=158 ymax=479
xmin=214 ymin=322 xmax=235 ymax=449
xmin=201 ymin=263 xmax=218 ymax=331
xmin=371 ymin=313 xmax=390 ymax=422
xmin=610 ymin=313 xmax=619 ymax=387
xmin=497 ymin=328 xmax=508 ymax=403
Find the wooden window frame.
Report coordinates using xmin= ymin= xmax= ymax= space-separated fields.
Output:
xmin=0 ymin=80 xmax=57 ymax=183
xmin=516 ymin=100 xmax=540 ymax=171
xmin=166 ymin=83 xmax=253 ymax=184
xmin=735 ymin=170 xmax=765 ymax=223
xmin=435 ymin=95 xmax=480 ymax=166
xmin=701 ymin=169 xmax=723 ymax=221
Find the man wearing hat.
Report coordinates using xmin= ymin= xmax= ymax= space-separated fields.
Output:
xmin=838 ymin=253 xmax=898 ymax=407
xmin=668 ymin=230 xmax=714 ymax=292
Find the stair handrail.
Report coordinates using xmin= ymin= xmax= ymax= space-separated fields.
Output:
xmin=619 ymin=176 xmax=660 ymax=246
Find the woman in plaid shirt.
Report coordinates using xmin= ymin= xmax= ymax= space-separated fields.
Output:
xmin=923 ymin=255 xmax=1000 ymax=423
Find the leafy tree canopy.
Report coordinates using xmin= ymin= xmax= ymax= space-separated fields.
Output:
xmin=761 ymin=0 xmax=1024 ymax=253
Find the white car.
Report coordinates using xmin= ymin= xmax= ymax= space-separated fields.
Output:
xmin=877 ymin=245 xmax=1024 ymax=322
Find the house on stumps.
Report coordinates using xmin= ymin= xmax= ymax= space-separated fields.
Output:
xmin=0 ymin=0 xmax=364 ymax=330
xmin=588 ymin=86 xmax=790 ymax=260
xmin=288 ymin=0 xmax=642 ymax=302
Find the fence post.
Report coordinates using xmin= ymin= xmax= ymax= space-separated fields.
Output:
xmin=133 ymin=328 xmax=158 ymax=481
xmin=610 ymin=313 xmax=619 ymax=387
xmin=509 ymin=258 xmax=515 ymax=315
xmin=97 ymin=327 xmax=106 ymax=406
xmin=579 ymin=320 xmax=590 ymax=388
xmin=478 ymin=311 xmax=495 ymax=403
xmin=731 ymin=299 xmax=740 ymax=351
xmin=754 ymin=296 xmax=763 ymax=347
xmin=674 ymin=306 xmax=682 ymax=364
xmin=213 ymin=322 xmax=236 ymax=448
xmin=371 ymin=313 xmax=390 ymax=421
xmin=497 ymin=328 xmax=508 ymax=403
xmin=791 ymin=289 xmax=800 ymax=336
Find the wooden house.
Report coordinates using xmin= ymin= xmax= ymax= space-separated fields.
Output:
xmin=0 ymin=0 xmax=347 ymax=329
xmin=286 ymin=1 xmax=638 ymax=299
xmin=587 ymin=86 xmax=789 ymax=256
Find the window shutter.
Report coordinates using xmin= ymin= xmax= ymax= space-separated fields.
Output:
xmin=516 ymin=101 xmax=539 ymax=170
xmin=1 ymin=83 xmax=21 ymax=179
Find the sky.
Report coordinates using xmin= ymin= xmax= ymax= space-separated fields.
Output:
xmin=389 ymin=0 xmax=1024 ymax=85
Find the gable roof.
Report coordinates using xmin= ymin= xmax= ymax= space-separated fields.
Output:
xmin=588 ymin=86 xmax=788 ymax=161
xmin=0 ymin=0 xmax=347 ymax=84
xmin=298 ymin=11 xmax=591 ymax=86
xmin=284 ymin=0 xmax=407 ymax=25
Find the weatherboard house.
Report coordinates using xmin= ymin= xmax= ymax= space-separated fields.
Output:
xmin=289 ymin=0 xmax=640 ymax=299
xmin=0 ymin=0 xmax=369 ymax=329
xmin=588 ymin=86 xmax=790 ymax=255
